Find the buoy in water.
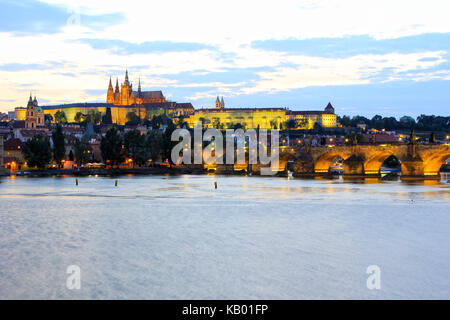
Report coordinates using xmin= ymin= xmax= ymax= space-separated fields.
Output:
xmin=214 ymin=181 xmax=217 ymax=189
xmin=75 ymin=178 xmax=78 ymax=186
xmin=115 ymin=180 xmax=118 ymax=187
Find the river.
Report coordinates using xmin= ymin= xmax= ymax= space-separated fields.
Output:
xmin=0 ymin=174 xmax=449 ymax=299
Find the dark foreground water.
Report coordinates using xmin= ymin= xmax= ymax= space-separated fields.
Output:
xmin=0 ymin=174 xmax=449 ymax=299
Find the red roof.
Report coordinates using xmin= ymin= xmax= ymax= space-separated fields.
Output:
xmin=362 ymin=133 xmax=398 ymax=143
xmin=4 ymin=138 xmax=23 ymax=150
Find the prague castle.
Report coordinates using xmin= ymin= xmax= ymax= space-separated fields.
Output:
xmin=15 ymin=70 xmax=337 ymax=129
xmin=107 ymin=70 xmax=166 ymax=105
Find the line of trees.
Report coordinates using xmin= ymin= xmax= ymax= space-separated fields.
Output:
xmin=22 ymin=124 xmax=66 ymax=169
xmin=100 ymin=124 xmax=177 ymax=168
xmin=338 ymin=114 xmax=450 ymax=131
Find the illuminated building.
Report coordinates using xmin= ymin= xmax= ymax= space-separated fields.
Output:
xmin=14 ymin=70 xmax=337 ymax=128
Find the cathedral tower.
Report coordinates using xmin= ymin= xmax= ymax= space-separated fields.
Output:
xmin=107 ymin=77 xmax=114 ymax=104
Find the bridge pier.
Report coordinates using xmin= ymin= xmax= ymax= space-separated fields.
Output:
xmin=293 ymin=154 xmax=316 ymax=177
xmin=343 ymin=154 xmax=366 ymax=178
xmin=400 ymin=157 xmax=439 ymax=180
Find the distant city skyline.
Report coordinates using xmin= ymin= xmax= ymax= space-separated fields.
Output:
xmin=0 ymin=0 xmax=450 ymax=117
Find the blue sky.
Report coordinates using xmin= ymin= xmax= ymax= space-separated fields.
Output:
xmin=0 ymin=0 xmax=449 ymax=118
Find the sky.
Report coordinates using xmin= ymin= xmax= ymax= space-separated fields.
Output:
xmin=0 ymin=0 xmax=449 ymax=118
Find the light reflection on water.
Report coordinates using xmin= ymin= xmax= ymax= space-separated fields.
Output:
xmin=0 ymin=174 xmax=449 ymax=299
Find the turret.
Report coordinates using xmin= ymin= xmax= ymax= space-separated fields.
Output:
xmin=27 ymin=93 xmax=33 ymax=105
xmin=215 ymin=96 xmax=220 ymax=109
xmin=138 ymin=78 xmax=142 ymax=98
xmin=325 ymin=102 xmax=335 ymax=114
xmin=220 ymin=96 xmax=225 ymax=109
xmin=115 ymin=78 xmax=119 ymax=93
xmin=107 ymin=77 xmax=115 ymax=104
xmin=124 ymin=69 xmax=129 ymax=86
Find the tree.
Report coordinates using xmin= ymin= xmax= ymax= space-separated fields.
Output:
xmin=45 ymin=114 xmax=53 ymax=124
xmin=338 ymin=115 xmax=351 ymax=127
xmin=176 ymin=116 xmax=189 ymax=129
xmin=146 ymin=130 xmax=163 ymax=163
xmin=100 ymin=127 xmax=124 ymax=167
xmin=287 ymin=119 xmax=298 ymax=130
xmin=74 ymin=112 xmax=86 ymax=123
xmin=22 ymin=135 xmax=52 ymax=169
xmin=54 ymin=110 xmax=67 ymax=123
xmin=313 ymin=122 xmax=323 ymax=133
xmin=52 ymin=124 xmax=66 ymax=167
xmin=86 ymin=110 xmax=101 ymax=125
xmin=161 ymin=123 xmax=177 ymax=166
xmin=345 ymin=132 xmax=363 ymax=144
xmin=126 ymin=111 xmax=140 ymax=125
xmin=124 ymin=129 xmax=150 ymax=166
xmin=212 ymin=118 xmax=223 ymax=130
xmin=399 ymin=116 xmax=415 ymax=129
xmin=68 ymin=150 xmax=74 ymax=162
xmin=74 ymin=137 xmax=91 ymax=166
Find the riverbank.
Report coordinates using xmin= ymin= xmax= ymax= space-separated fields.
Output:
xmin=9 ymin=166 xmax=208 ymax=177
xmin=0 ymin=167 xmax=10 ymax=176
xmin=3 ymin=166 xmax=449 ymax=179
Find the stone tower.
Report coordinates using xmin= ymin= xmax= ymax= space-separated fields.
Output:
xmin=215 ymin=96 xmax=220 ymax=109
xmin=215 ymin=96 xmax=225 ymax=109
xmin=107 ymin=77 xmax=114 ymax=104
xmin=25 ymin=93 xmax=44 ymax=129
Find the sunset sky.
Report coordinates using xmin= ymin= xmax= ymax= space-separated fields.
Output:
xmin=0 ymin=0 xmax=449 ymax=117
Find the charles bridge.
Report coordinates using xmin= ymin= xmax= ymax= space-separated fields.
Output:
xmin=276 ymin=132 xmax=450 ymax=179
xmin=215 ymin=131 xmax=450 ymax=180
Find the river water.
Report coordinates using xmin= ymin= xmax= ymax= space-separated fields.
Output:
xmin=0 ymin=174 xmax=449 ymax=299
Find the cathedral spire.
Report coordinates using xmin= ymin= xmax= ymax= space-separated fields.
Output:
xmin=109 ymin=77 xmax=113 ymax=88
xmin=138 ymin=77 xmax=142 ymax=98
xmin=124 ymin=69 xmax=129 ymax=85
xmin=115 ymin=78 xmax=119 ymax=93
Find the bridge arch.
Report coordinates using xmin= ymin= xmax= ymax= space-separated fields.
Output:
xmin=314 ymin=151 xmax=349 ymax=173
xmin=423 ymin=152 xmax=450 ymax=176
xmin=279 ymin=152 xmax=297 ymax=172
xmin=364 ymin=152 xmax=401 ymax=175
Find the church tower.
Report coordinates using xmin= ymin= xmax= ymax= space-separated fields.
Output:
xmin=215 ymin=96 xmax=225 ymax=109
xmin=215 ymin=96 xmax=220 ymax=109
xmin=25 ymin=93 xmax=44 ymax=129
xmin=136 ymin=78 xmax=143 ymax=104
xmin=107 ymin=77 xmax=114 ymax=104
xmin=120 ymin=70 xmax=136 ymax=105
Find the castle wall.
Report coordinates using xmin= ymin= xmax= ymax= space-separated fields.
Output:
xmin=42 ymin=105 xmax=166 ymax=125
xmin=187 ymin=109 xmax=337 ymax=129
xmin=15 ymin=108 xmax=27 ymax=121
xmin=187 ymin=109 xmax=289 ymax=129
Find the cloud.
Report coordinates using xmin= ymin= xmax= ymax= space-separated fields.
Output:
xmin=0 ymin=62 xmax=64 ymax=71
xmin=0 ymin=0 xmax=124 ymax=34
xmin=251 ymin=33 xmax=450 ymax=58
xmin=1 ymin=0 xmax=450 ymax=116
xmin=237 ymin=51 xmax=447 ymax=94
xmin=78 ymin=39 xmax=215 ymax=55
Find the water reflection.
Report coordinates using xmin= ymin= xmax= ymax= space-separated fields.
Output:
xmin=0 ymin=174 xmax=449 ymax=299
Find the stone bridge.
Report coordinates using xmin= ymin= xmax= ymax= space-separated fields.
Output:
xmin=277 ymin=140 xmax=450 ymax=179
